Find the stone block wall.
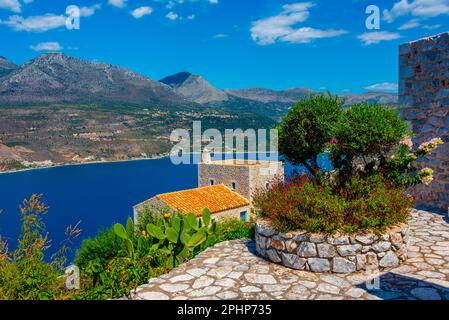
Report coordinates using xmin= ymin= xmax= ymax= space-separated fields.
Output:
xmin=255 ymin=218 xmax=410 ymax=274
xmin=249 ymin=161 xmax=285 ymax=202
xmin=199 ymin=160 xmax=285 ymax=203
xmin=399 ymin=32 xmax=449 ymax=212
xmin=198 ymin=163 xmax=251 ymax=200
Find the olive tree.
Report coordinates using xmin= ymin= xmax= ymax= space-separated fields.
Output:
xmin=277 ymin=94 xmax=343 ymax=176
xmin=330 ymin=103 xmax=409 ymax=177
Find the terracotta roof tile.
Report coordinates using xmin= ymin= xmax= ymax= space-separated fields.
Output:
xmin=156 ymin=184 xmax=249 ymax=217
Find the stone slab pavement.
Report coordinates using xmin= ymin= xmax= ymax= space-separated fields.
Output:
xmin=130 ymin=209 xmax=449 ymax=300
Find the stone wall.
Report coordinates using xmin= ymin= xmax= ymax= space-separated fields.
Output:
xmin=198 ymin=161 xmax=285 ymax=203
xmin=249 ymin=162 xmax=285 ymax=202
xmin=399 ymin=32 xmax=449 ymax=212
xmin=255 ymin=218 xmax=410 ymax=274
xmin=198 ymin=163 xmax=251 ymax=200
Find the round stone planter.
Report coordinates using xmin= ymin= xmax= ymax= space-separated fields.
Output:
xmin=255 ymin=218 xmax=410 ymax=274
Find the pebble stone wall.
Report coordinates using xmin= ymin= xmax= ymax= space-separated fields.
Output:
xmin=399 ymin=32 xmax=449 ymax=212
xmin=255 ymin=218 xmax=410 ymax=274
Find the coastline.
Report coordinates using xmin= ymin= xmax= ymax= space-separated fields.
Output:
xmin=0 ymin=154 xmax=170 ymax=175
xmin=0 ymin=152 xmax=279 ymax=175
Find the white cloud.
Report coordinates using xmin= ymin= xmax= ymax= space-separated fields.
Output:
xmin=398 ymin=19 xmax=420 ymax=30
xmin=80 ymin=4 xmax=102 ymax=17
xmin=250 ymin=2 xmax=347 ymax=45
xmin=209 ymin=0 xmax=219 ymax=4
xmin=187 ymin=14 xmax=195 ymax=20
xmin=108 ymin=0 xmax=127 ymax=8
xmin=166 ymin=11 xmax=178 ymax=20
xmin=423 ymin=23 xmax=442 ymax=29
xmin=131 ymin=6 xmax=153 ymax=19
xmin=0 ymin=0 xmax=21 ymax=13
xmin=281 ymin=27 xmax=347 ymax=44
xmin=30 ymin=41 xmax=63 ymax=51
xmin=213 ymin=33 xmax=228 ymax=38
xmin=358 ymin=31 xmax=401 ymax=45
xmin=364 ymin=82 xmax=399 ymax=91
xmin=383 ymin=0 xmax=449 ymax=22
xmin=0 ymin=14 xmax=66 ymax=32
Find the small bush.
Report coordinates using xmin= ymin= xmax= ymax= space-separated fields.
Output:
xmin=75 ymin=251 xmax=169 ymax=300
xmin=74 ymin=227 xmax=122 ymax=271
xmin=253 ymin=174 xmax=413 ymax=234
xmin=216 ymin=218 xmax=254 ymax=242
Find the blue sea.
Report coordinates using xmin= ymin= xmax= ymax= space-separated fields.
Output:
xmin=0 ymin=154 xmax=331 ymax=262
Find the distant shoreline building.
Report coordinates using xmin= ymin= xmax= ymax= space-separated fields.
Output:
xmin=133 ymin=154 xmax=284 ymax=222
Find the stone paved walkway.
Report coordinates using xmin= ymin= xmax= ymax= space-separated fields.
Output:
xmin=131 ymin=210 xmax=449 ymax=300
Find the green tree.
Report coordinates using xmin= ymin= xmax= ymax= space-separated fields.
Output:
xmin=277 ymin=94 xmax=342 ymax=176
xmin=330 ymin=103 xmax=408 ymax=179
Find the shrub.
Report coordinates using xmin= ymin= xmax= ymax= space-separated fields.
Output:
xmin=191 ymin=217 xmax=255 ymax=256
xmin=253 ymin=174 xmax=413 ymax=234
xmin=277 ymin=94 xmax=342 ymax=176
xmin=215 ymin=218 xmax=254 ymax=242
xmin=74 ymin=227 xmax=122 ymax=271
xmin=330 ymin=103 xmax=408 ymax=178
xmin=76 ymin=250 xmax=169 ymax=300
xmin=135 ymin=203 xmax=175 ymax=232
xmin=0 ymin=194 xmax=80 ymax=300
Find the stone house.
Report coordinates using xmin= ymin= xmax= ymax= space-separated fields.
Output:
xmin=133 ymin=184 xmax=251 ymax=222
xmin=133 ymin=155 xmax=284 ymax=222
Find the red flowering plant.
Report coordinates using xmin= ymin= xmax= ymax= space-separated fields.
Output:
xmin=253 ymin=174 xmax=413 ymax=234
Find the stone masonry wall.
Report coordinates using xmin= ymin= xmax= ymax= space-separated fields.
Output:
xmin=255 ymin=218 xmax=410 ymax=274
xmin=399 ymin=32 xmax=449 ymax=212
xmin=249 ymin=162 xmax=285 ymax=202
xmin=198 ymin=163 xmax=251 ymax=200
xmin=199 ymin=161 xmax=285 ymax=204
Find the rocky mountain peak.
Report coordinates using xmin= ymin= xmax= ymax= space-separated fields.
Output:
xmin=160 ymin=72 xmax=194 ymax=88
xmin=160 ymin=71 xmax=228 ymax=104
xmin=0 ymin=53 xmax=186 ymax=106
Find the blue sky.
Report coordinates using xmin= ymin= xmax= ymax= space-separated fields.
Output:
xmin=0 ymin=0 xmax=448 ymax=93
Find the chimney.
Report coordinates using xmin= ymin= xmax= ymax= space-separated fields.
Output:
xmin=202 ymin=148 xmax=212 ymax=164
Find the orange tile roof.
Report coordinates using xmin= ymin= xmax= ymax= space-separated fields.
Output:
xmin=156 ymin=184 xmax=250 ymax=217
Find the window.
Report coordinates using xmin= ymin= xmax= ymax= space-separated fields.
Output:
xmin=240 ymin=211 xmax=247 ymax=222
xmin=209 ymin=179 xmax=215 ymax=186
xmin=231 ymin=182 xmax=236 ymax=190
xmin=265 ymin=181 xmax=270 ymax=189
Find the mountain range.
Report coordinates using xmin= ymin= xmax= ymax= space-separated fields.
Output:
xmin=0 ymin=53 xmax=399 ymax=172
xmin=0 ymin=53 xmax=398 ymax=118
